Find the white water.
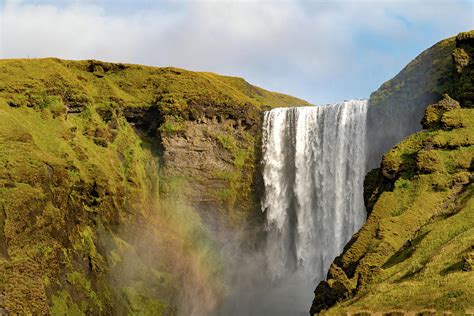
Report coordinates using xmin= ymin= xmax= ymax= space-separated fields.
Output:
xmin=215 ymin=100 xmax=369 ymax=316
xmin=261 ymin=100 xmax=368 ymax=285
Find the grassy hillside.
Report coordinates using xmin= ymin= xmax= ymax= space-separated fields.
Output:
xmin=311 ymin=31 xmax=474 ymax=315
xmin=0 ymin=58 xmax=310 ymax=314
xmin=0 ymin=58 xmax=309 ymax=114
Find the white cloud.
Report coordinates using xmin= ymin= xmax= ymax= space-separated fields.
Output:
xmin=1 ymin=0 xmax=473 ymax=103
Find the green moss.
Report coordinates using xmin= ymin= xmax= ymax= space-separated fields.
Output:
xmin=215 ymin=134 xmax=237 ymax=150
xmin=382 ymin=131 xmax=429 ymax=179
xmin=453 ymin=47 xmax=470 ymax=73
xmin=0 ymin=58 xmax=310 ymax=115
xmin=159 ymin=174 xmax=190 ymax=196
xmin=51 ymin=291 xmax=84 ymax=316
xmin=421 ymin=94 xmax=460 ymax=129
xmin=159 ymin=120 xmax=186 ymax=134
xmin=456 ymin=31 xmax=474 ymax=41
xmin=441 ymin=108 xmax=471 ymax=129
xmin=0 ymin=81 xmax=163 ymax=313
xmin=66 ymin=271 xmax=93 ymax=294
xmin=416 ymin=150 xmax=444 ymax=174
xmin=123 ymin=287 xmax=167 ymax=316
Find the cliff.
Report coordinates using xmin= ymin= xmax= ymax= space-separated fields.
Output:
xmin=366 ymin=35 xmax=456 ymax=169
xmin=311 ymin=31 xmax=474 ymax=314
xmin=0 ymin=58 xmax=310 ymax=314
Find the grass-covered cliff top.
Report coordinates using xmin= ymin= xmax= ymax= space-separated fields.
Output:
xmin=0 ymin=58 xmax=310 ymax=119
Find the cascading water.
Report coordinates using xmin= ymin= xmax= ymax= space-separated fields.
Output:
xmin=261 ymin=99 xmax=368 ymax=284
xmin=216 ymin=100 xmax=369 ymax=316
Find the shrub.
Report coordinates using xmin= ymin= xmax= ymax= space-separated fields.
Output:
xmin=159 ymin=119 xmax=186 ymax=134
xmin=49 ymin=97 xmax=67 ymax=118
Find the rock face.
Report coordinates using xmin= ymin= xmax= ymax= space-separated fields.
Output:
xmin=159 ymin=117 xmax=254 ymax=225
xmin=0 ymin=58 xmax=310 ymax=315
xmin=311 ymin=31 xmax=474 ymax=315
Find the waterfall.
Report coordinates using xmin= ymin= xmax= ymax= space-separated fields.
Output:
xmin=215 ymin=100 xmax=368 ymax=316
xmin=261 ymin=100 xmax=368 ymax=281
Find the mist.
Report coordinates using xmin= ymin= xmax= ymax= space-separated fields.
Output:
xmin=205 ymin=100 xmax=369 ymax=315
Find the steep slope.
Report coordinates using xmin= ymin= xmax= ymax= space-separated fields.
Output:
xmin=0 ymin=58 xmax=310 ymax=314
xmin=367 ymin=35 xmax=456 ymax=168
xmin=311 ymin=31 xmax=474 ymax=314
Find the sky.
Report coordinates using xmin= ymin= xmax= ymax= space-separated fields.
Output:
xmin=0 ymin=0 xmax=473 ymax=104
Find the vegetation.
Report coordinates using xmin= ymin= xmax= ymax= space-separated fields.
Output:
xmin=0 ymin=58 xmax=309 ymax=115
xmin=0 ymin=57 xmax=308 ymax=314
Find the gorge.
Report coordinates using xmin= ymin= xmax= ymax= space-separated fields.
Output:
xmin=0 ymin=30 xmax=473 ymax=315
